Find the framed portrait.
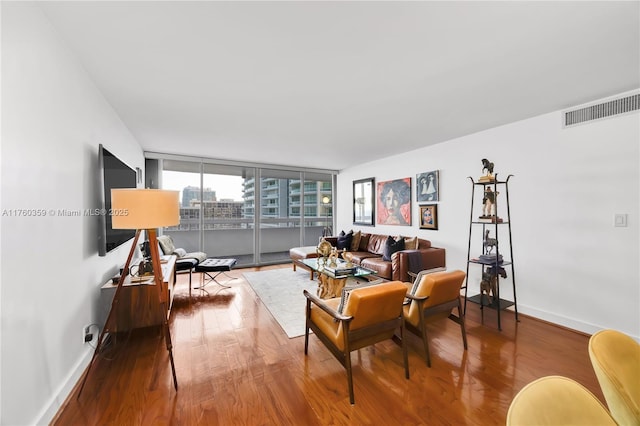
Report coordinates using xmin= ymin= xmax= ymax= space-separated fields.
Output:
xmin=377 ymin=177 xmax=411 ymax=226
xmin=419 ymin=204 xmax=438 ymax=230
xmin=416 ymin=170 xmax=439 ymax=202
xmin=353 ymin=177 xmax=375 ymax=226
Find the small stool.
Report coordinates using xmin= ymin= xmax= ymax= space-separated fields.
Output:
xmin=194 ymin=258 xmax=237 ymax=295
xmin=175 ymin=258 xmax=198 ymax=295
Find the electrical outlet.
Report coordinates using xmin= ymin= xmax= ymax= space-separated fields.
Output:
xmin=83 ymin=325 xmax=93 ymax=344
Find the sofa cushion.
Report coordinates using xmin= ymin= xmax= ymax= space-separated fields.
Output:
xmin=383 ymin=236 xmax=405 ymax=261
xmin=359 ymin=233 xmax=371 ymax=251
xmin=367 ymin=234 xmax=389 ymax=255
xmin=361 ymin=257 xmax=393 ymax=280
xmin=337 ymin=230 xmax=353 ymax=250
xmin=349 ymin=251 xmax=381 ymax=265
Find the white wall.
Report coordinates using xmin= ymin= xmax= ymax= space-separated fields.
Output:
xmin=337 ymin=104 xmax=639 ymax=340
xmin=1 ymin=4 xmax=144 ymax=425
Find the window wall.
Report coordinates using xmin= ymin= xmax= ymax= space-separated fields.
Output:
xmin=146 ymin=154 xmax=336 ymax=266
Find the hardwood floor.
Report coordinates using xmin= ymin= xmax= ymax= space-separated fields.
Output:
xmin=54 ymin=265 xmax=603 ymax=425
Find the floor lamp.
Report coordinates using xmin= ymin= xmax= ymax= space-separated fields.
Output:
xmin=78 ymin=189 xmax=180 ymax=398
xmin=322 ymin=195 xmax=332 ymax=237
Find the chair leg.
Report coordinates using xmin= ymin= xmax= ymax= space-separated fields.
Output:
xmin=304 ymin=300 xmax=311 ymax=355
xmin=421 ymin=325 xmax=432 ymax=367
xmin=346 ymin=352 xmax=355 ymax=405
xmin=401 ymin=321 xmax=410 ymax=379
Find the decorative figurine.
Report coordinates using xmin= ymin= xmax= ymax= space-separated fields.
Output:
xmin=328 ymin=247 xmax=339 ymax=267
xmin=480 ymin=265 xmax=507 ymax=305
xmin=342 ymin=250 xmax=354 ymax=268
xmin=479 ymin=158 xmax=495 ymax=182
xmin=483 ymin=229 xmax=498 ymax=254
xmin=481 ymin=187 xmax=498 ymax=218
xmin=317 ymin=238 xmax=332 ymax=267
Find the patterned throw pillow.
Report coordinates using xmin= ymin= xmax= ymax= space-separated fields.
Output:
xmin=382 ymin=236 xmax=405 ymax=261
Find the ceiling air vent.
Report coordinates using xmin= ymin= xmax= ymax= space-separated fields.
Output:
xmin=564 ymin=93 xmax=639 ymax=127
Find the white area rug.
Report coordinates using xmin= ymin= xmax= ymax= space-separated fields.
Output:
xmin=243 ymin=268 xmax=318 ymax=338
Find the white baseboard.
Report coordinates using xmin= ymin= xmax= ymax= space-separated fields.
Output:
xmin=34 ymin=346 xmax=93 ymax=425
xmin=517 ymin=303 xmax=640 ymax=342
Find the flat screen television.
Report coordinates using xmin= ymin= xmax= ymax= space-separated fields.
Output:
xmin=98 ymin=144 xmax=137 ymax=256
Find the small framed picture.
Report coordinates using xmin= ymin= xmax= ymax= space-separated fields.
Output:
xmin=419 ymin=204 xmax=438 ymax=230
xmin=416 ymin=170 xmax=439 ymax=202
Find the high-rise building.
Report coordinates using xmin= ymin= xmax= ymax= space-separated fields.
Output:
xmin=181 ymin=185 xmax=216 ymax=207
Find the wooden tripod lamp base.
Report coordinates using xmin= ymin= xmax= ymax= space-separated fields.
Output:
xmin=78 ymin=189 xmax=180 ymax=398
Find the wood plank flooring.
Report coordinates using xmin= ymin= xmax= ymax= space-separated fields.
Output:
xmin=53 ymin=265 xmax=604 ymax=425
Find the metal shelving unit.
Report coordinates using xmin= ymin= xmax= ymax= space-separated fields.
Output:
xmin=463 ymin=174 xmax=518 ymax=330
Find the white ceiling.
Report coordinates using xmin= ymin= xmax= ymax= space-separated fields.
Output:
xmin=40 ymin=1 xmax=639 ymax=171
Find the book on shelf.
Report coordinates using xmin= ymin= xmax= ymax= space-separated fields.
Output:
xmin=476 ymin=254 xmax=504 ymax=264
xmin=477 ymin=216 xmax=504 ymax=223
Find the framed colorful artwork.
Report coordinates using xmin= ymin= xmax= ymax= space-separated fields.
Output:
xmin=416 ymin=170 xmax=439 ymax=202
xmin=376 ymin=178 xmax=411 ymax=226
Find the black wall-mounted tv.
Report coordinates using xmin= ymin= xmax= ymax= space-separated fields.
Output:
xmin=98 ymin=144 xmax=137 ymax=257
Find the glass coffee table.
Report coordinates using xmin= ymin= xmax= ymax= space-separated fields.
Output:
xmin=300 ymin=258 xmax=379 ymax=299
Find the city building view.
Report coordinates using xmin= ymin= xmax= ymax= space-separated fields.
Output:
xmin=167 ymin=178 xmax=332 ymax=231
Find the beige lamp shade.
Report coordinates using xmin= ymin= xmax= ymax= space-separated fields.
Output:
xmin=111 ymin=189 xmax=179 ymax=229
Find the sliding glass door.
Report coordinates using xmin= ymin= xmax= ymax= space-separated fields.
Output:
xmin=202 ymin=164 xmax=255 ymax=266
xmin=160 ymin=159 xmax=202 ymax=254
xmin=147 ymin=154 xmax=335 ymax=266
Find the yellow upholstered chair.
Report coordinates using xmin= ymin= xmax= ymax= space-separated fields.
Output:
xmin=589 ymin=329 xmax=640 ymax=425
xmin=303 ymin=281 xmax=409 ymax=404
xmin=403 ymin=269 xmax=467 ymax=367
xmin=506 ymin=376 xmax=617 ymax=425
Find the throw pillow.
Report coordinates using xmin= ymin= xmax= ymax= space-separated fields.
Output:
xmin=337 ymin=230 xmax=353 ymax=250
xmin=157 ymin=235 xmax=176 ymax=255
xmin=350 ymin=230 xmax=362 ymax=252
xmin=173 ymin=248 xmax=187 ymax=258
xmin=403 ymin=236 xmax=419 ymax=250
xmin=382 ymin=236 xmax=405 ymax=261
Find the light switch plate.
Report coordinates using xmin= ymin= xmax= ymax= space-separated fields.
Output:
xmin=614 ymin=213 xmax=628 ymax=227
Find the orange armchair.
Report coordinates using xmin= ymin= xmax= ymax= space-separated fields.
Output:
xmin=588 ymin=329 xmax=640 ymax=425
xmin=304 ymin=281 xmax=409 ymax=404
xmin=403 ymin=269 xmax=467 ymax=367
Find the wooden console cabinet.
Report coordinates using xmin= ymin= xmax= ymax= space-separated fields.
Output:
xmin=101 ymin=256 xmax=177 ymax=332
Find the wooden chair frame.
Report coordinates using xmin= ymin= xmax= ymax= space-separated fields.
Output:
xmin=303 ymin=289 xmax=409 ymax=404
xmin=404 ymin=293 xmax=467 ymax=367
